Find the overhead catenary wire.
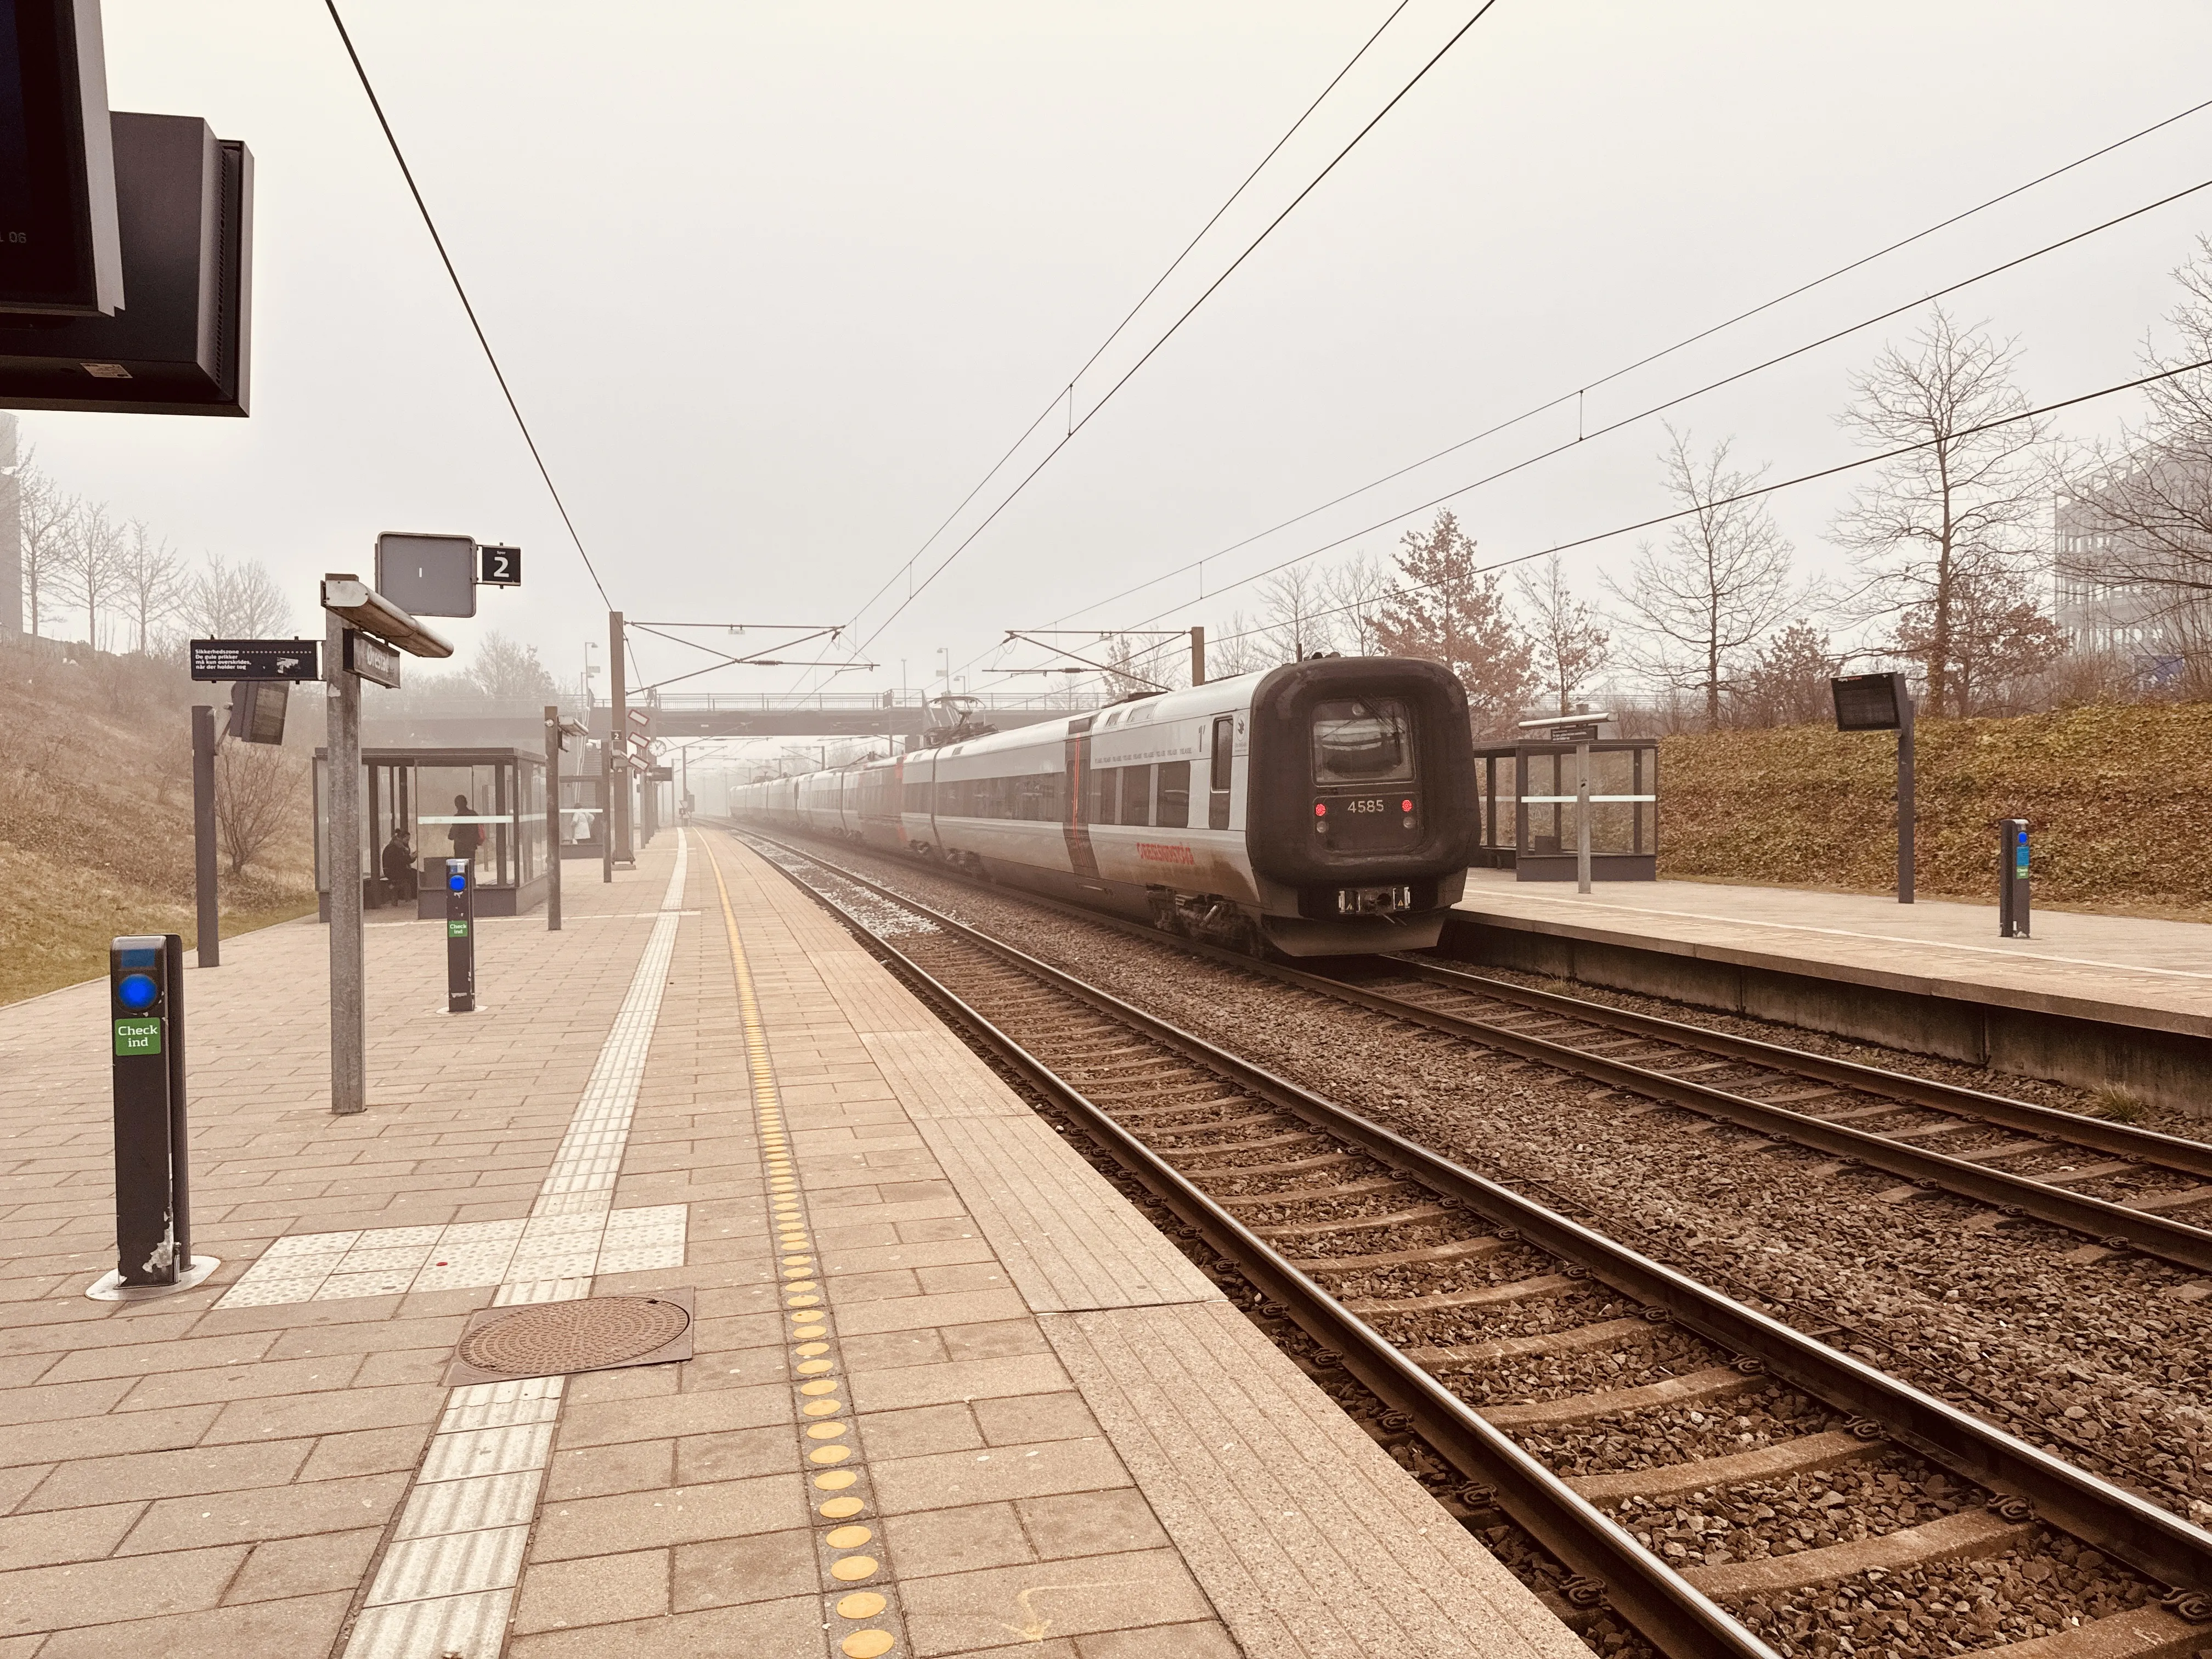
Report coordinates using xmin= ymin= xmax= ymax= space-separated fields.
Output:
xmin=1002 ymin=98 xmax=2212 ymax=656
xmin=822 ymin=0 xmax=1420 ymax=652
xmin=829 ymin=0 xmax=1509 ymax=670
xmin=322 ymin=1 xmax=612 ymax=608
xmin=1099 ymin=351 xmax=2212 ymax=679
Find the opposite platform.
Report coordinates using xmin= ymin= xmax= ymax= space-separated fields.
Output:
xmin=0 ymin=827 xmax=1590 ymax=1659
xmin=1448 ymin=868 xmax=2212 ymax=1113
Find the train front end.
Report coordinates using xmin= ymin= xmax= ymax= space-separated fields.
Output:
xmin=1245 ymin=656 xmax=1479 ymax=956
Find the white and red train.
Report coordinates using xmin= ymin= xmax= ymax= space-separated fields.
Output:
xmin=730 ymin=656 xmax=1480 ymax=956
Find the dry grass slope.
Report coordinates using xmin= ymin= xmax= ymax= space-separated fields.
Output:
xmin=1657 ymin=702 xmax=2212 ymax=918
xmin=0 ymin=636 xmax=315 ymax=1006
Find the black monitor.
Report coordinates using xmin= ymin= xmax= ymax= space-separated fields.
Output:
xmin=0 ymin=0 xmax=120 ymax=315
xmin=1831 ymin=672 xmax=1908 ymax=732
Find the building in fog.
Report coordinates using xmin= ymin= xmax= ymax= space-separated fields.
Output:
xmin=2052 ymin=457 xmax=2212 ymax=680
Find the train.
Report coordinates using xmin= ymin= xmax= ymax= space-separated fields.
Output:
xmin=728 ymin=656 xmax=1481 ymax=956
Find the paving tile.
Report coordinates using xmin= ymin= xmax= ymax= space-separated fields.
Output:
xmin=672 ymin=1424 xmax=793 ymax=1486
xmin=885 ymin=1500 xmax=1036 ymax=1577
xmin=18 ymin=1437 xmax=312 ymax=1511
xmin=505 ymin=1592 xmax=821 ymax=1659
xmin=529 ymin=1473 xmax=802 ymax=1560
xmin=1019 ymin=1488 xmax=1173 ymax=1561
xmin=1077 ymin=1621 xmax=1240 ymax=1658
xmin=849 ymin=1351 xmax=1074 ymax=1414
xmin=669 ymin=1527 xmax=817 ymax=1611
xmin=872 ymin=1436 xmax=1135 ymax=1515
xmin=899 ymin=1547 xmax=1214 ymax=1656
xmin=0 ymin=1500 xmax=144 ymax=1572
xmin=830 ymin=1286 xmax=1032 ymax=1337
xmin=942 ymin=1318 xmax=1054 ymax=1364
xmin=555 ymin=1384 xmax=787 ymax=1449
xmin=0 ymin=1543 xmax=247 ymax=1638
xmin=223 ymin=1526 xmax=385 ymax=1603
xmin=542 ymin=1438 xmax=674 ymax=1501
xmin=511 ymin=1548 xmax=669 ymax=1634
xmin=117 ymin=1471 xmax=413 ymax=1554
xmin=31 ymin=1590 xmax=355 ymax=1659
xmin=0 ymin=1402 xmax=223 ymax=1468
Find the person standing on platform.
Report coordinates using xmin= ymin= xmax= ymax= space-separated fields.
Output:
xmin=449 ymin=794 xmax=483 ymax=868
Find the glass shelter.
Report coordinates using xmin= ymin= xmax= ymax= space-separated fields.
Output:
xmin=315 ymin=746 xmax=549 ymax=919
xmin=1471 ymin=739 xmax=1658 ymax=881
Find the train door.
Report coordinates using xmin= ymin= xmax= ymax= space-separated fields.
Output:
xmin=1209 ymin=715 xmax=1234 ymax=830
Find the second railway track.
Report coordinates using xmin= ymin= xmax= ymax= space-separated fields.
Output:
xmin=730 ymin=825 xmax=2212 ymax=1659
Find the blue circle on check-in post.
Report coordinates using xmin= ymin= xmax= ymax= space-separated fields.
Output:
xmin=116 ymin=973 xmax=159 ymax=1011
xmin=449 ymin=874 xmax=467 ymax=892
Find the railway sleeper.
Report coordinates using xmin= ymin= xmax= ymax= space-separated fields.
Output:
xmin=1174 ymin=1150 xmax=1362 ymax=1179
xmin=1407 ymin=1316 xmax=1656 ymax=1369
xmin=1247 ymin=1202 xmax=1456 ymax=1239
xmin=1341 ymin=1270 xmax=1578 ymax=1315
xmin=1684 ymin=1508 xmax=2036 ymax=1598
xmin=1570 ymin=1429 xmax=1883 ymax=1505
xmin=1285 ymin=1234 xmax=1510 ymax=1272
xmin=1482 ymin=1366 xmax=1760 ymax=1430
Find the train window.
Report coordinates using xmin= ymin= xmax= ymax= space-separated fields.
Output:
xmin=1311 ymin=698 xmax=1413 ymax=786
xmin=1088 ymin=766 xmax=1119 ymax=825
xmin=1209 ymin=717 xmax=1234 ymax=793
xmin=904 ymin=780 xmax=930 ymax=812
xmin=1157 ymin=760 xmax=1191 ymax=828
xmin=1119 ymin=765 xmax=1153 ymax=826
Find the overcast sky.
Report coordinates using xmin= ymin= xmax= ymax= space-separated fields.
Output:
xmin=29 ymin=0 xmax=2212 ymax=746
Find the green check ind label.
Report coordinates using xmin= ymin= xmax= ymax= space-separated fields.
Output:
xmin=113 ymin=1018 xmax=162 ymax=1057
xmin=448 ymin=920 xmax=469 ymax=938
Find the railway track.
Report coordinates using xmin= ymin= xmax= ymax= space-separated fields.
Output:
xmin=733 ymin=826 xmax=2212 ymax=1659
xmin=733 ymin=822 xmax=2212 ymax=1276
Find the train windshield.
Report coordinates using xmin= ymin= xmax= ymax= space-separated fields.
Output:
xmin=1311 ymin=698 xmax=1413 ymax=786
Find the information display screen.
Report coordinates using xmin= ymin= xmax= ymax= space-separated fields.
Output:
xmin=1831 ymin=673 xmax=1905 ymax=732
xmin=0 ymin=0 xmax=119 ymax=315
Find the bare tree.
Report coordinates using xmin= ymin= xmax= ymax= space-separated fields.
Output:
xmin=1610 ymin=427 xmax=1805 ymax=729
xmin=116 ymin=521 xmax=187 ymax=653
xmin=54 ymin=498 xmax=128 ymax=650
xmin=214 ymin=740 xmax=306 ymax=876
xmin=1515 ymin=553 xmax=1609 ymax=715
xmin=16 ymin=449 xmax=72 ymax=637
xmin=1254 ymin=563 xmax=1337 ymax=663
xmin=1732 ymin=622 xmax=1836 ymax=727
xmin=1374 ymin=510 xmax=1534 ymax=733
xmin=1204 ymin=610 xmax=1274 ymax=678
xmin=467 ymin=630 xmax=560 ymax=700
xmin=1327 ymin=552 xmax=1395 ymax=656
xmin=1891 ymin=571 xmax=2064 ymax=715
xmin=178 ymin=552 xmax=292 ymax=639
xmin=1832 ymin=306 xmax=2047 ymax=719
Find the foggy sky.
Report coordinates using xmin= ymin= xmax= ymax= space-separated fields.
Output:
xmin=26 ymin=1 xmax=2212 ymax=763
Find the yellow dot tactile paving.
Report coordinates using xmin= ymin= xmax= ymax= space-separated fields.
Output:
xmin=705 ymin=838 xmax=911 ymax=1659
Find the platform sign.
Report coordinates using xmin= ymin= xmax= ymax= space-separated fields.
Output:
xmin=189 ymin=638 xmax=320 ymax=682
xmin=343 ymin=629 xmax=402 ymax=690
xmin=478 ymin=544 xmax=521 ymax=586
xmin=375 ymin=532 xmax=476 ymax=618
xmin=1831 ymin=673 xmax=1907 ymax=731
xmin=225 ymin=679 xmax=288 ymax=744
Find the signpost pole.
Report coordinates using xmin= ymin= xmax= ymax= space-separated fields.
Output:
xmin=609 ymin=611 xmax=633 ymax=867
xmin=1897 ymin=679 xmax=1915 ymax=906
xmin=1575 ymin=740 xmax=1593 ymax=895
xmin=191 ymin=706 xmax=220 ymax=968
xmin=325 ymin=594 xmax=366 ymax=1114
xmin=544 ymin=705 xmax=563 ymax=932
xmin=1190 ymin=626 xmax=1206 ymax=687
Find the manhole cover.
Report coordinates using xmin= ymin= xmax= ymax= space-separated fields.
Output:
xmin=446 ymin=1292 xmax=694 ymax=1385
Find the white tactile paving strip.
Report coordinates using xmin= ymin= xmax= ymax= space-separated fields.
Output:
xmin=340 ymin=833 xmax=690 ymax=1659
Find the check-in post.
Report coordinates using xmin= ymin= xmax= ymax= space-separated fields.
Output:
xmin=88 ymin=934 xmax=217 ymax=1300
xmin=446 ymin=858 xmax=476 ymax=1013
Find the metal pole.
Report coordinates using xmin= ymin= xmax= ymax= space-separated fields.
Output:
xmin=1575 ymin=740 xmax=1593 ymax=895
xmin=600 ymin=740 xmax=614 ymax=885
xmin=1897 ymin=681 xmax=1916 ymax=905
xmin=1190 ymin=625 xmax=1206 ymax=686
xmin=544 ymin=705 xmax=562 ymax=931
xmin=608 ymin=610 xmax=633 ymax=866
xmin=191 ymin=706 xmax=220 ymax=968
xmin=325 ymin=597 xmax=366 ymax=1113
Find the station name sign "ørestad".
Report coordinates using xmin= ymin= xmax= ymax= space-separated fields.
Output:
xmin=189 ymin=639 xmax=323 ymax=682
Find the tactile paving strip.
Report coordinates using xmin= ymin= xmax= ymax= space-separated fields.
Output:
xmin=706 ymin=836 xmax=913 ymax=1659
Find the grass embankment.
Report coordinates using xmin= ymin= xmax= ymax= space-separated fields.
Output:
xmin=0 ymin=637 xmax=315 ymax=1006
xmin=1657 ymin=703 xmax=2212 ymax=920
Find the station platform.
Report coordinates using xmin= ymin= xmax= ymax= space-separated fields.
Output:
xmin=0 ymin=829 xmax=1587 ymax=1659
xmin=1446 ymin=868 xmax=2212 ymax=1114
